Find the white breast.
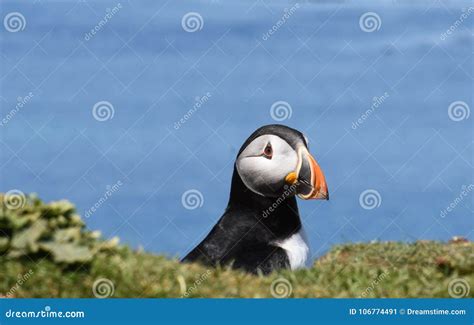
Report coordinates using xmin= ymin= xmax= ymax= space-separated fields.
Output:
xmin=272 ymin=229 xmax=311 ymax=270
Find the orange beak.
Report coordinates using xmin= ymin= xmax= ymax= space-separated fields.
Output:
xmin=286 ymin=147 xmax=329 ymax=200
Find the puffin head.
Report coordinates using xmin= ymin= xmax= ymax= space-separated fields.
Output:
xmin=235 ymin=124 xmax=328 ymax=200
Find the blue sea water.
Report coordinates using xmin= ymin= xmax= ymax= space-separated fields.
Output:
xmin=0 ymin=0 xmax=472 ymax=261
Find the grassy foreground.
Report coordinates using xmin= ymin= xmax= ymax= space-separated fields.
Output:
xmin=0 ymin=194 xmax=473 ymax=298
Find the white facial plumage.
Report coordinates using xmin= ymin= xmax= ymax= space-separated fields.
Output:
xmin=236 ymin=134 xmax=298 ymax=197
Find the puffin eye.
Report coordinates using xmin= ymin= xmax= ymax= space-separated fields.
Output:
xmin=263 ymin=143 xmax=273 ymax=159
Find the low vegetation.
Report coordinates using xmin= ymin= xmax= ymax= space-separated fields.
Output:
xmin=1 ymin=194 xmax=472 ymax=298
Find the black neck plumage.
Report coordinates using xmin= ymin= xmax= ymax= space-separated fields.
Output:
xmin=225 ymin=166 xmax=302 ymax=240
xmin=182 ymin=168 xmax=303 ymax=269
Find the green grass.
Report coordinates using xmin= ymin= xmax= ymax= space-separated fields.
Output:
xmin=0 ymin=194 xmax=473 ymax=298
xmin=2 ymin=240 xmax=473 ymax=298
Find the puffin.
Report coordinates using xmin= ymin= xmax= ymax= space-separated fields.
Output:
xmin=182 ymin=124 xmax=328 ymax=274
